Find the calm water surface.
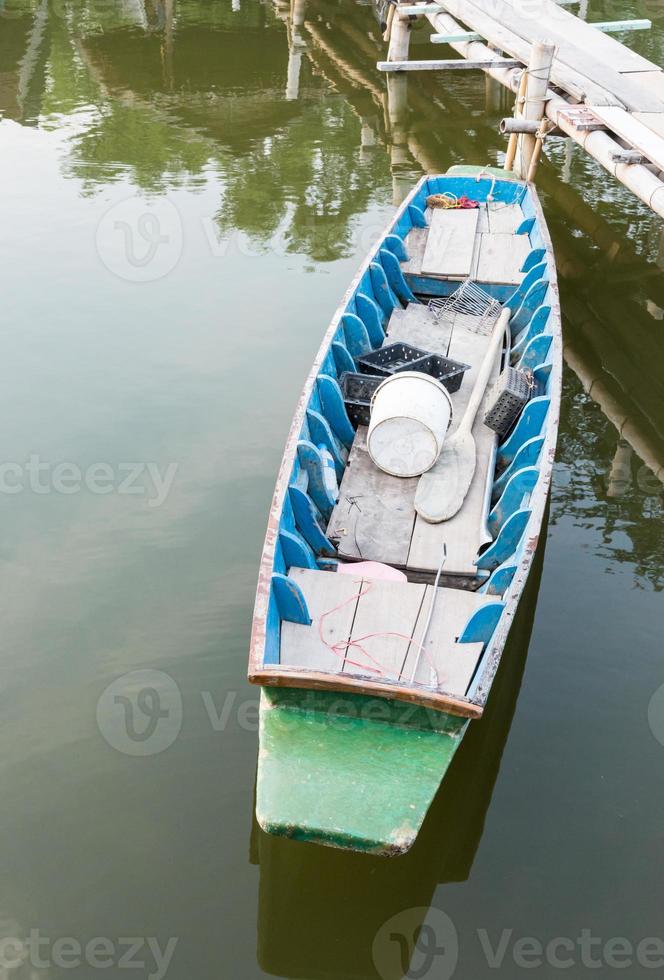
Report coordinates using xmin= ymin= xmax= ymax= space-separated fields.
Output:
xmin=1 ymin=1 xmax=664 ymax=977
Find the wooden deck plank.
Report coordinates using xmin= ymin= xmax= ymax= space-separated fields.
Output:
xmin=633 ymin=112 xmax=664 ymax=141
xmin=407 ymin=324 xmax=500 ymax=575
xmin=502 ymin=0 xmax=658 ymax=75
xmin=476 ymin=204 xmax=490 ymax=234
xmin=386 ymin=302 xmax=452 ymax=354
xmin=402 ymin=226 xmax=428 ymax=277
xmin=621 ymin=70 xmax=664 ymax=105
xmin=477 ymin=0 xmax=663 ymax=110
xmin=345 ymin=578 xmax=427 ymax=678
xmin=487 ymin=202 xmax=524 ymax=235
xmin=588 ymin=105 xmax=664 ymax=170
xmin=405 ymin=584 xmax=486 ymax=692
xmin=281 ymin=568 xmax=362 ymax=672
xmin=327 ymin=428 xmax=418 ymax=566
xmin=281 ymin=570 xmax=489 ymax=697
xmin=440 ymin=0 xmax=662 ymax=110
xmin=421 ymin=207 xmax=480 ymax=279
xmin=330 ymin=301 xmax=506 ymax=580
xmin=476 ymin=233 xmax=529 ymax=285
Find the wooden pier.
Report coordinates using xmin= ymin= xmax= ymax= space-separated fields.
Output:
xmin=380 ymin=0 xmax=664 ymax=216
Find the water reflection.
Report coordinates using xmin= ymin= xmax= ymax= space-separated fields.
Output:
xmin=251 ymin=543 xmax=544 ymax=980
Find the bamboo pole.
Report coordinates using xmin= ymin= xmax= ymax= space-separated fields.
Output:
xmin=514 ymin=41 xmax=555 ymax=179
xmin=504 ymin=69 xmax=527 ymax=173
xmin=387 ymin=3 xmax=411 ymax=62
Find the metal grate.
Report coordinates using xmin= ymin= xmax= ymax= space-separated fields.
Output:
xmin=427 ymin=279 xmax=502 ymax=336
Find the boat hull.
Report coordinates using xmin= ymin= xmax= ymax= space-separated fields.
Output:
xmin=257 ymin=688 xmax=467 ymax=854
xmin=249 ymin=166 xmax=562 ymax=853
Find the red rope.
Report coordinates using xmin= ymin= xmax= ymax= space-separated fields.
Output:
xmin=317 ymin=580 xmax=442 ymax=685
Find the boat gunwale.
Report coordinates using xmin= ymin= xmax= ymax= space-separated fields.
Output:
xmin=248 ymin=175 xmax=431 ymax=685
xmin=251 ymin=665 xmax=483 ymax=718
xmin=469 ymin=183 xmax=562 ymax=708
xmin=248 ymin=173 xmax=562 ymax=715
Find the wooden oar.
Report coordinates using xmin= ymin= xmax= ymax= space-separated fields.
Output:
xmin=414 ymin=307 xmax=511 ymax=524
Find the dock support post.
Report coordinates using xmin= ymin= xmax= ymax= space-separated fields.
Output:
xmin=386 ymin=1 xmax=411 ymax=204
xmin=387 ymin=2 xmax=412 ymax=62
xmin=285 ymin=0 xmax=307 ymax=100
xmin=514 ymin=41 xmax=555 ymax=180
xmin=504 ymin=69 xmax=527 ymax=173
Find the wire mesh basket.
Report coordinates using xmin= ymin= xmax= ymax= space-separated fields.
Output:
xmin=427 ymin=279 xmax=502 ymax=336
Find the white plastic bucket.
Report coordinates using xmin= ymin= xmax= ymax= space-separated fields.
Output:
xmin=367 ymin=371 xmax=453 ymax=478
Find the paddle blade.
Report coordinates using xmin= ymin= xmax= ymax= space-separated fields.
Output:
xmin=414 ymin=430 xmax=477 ymax=523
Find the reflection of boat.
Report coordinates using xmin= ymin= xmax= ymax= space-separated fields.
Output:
xmin=249 ymin=168 xmax=562 ymax=854
xmin=250 ymin=534 xmax=545 ymax=980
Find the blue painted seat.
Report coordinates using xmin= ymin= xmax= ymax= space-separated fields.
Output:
xmin=482 ymin=562 xmax=518 ymax=597
xmin=355 ymin=293 xmax=385 ymax=347
xmin=379 ymin=248 xmax=418 ymax=305
xmin=279 ymin=528 xmax=317 ymax=571
xmin=521 ymin=247 xmax=546 ymax=273
xmin=370 ymin=262 xmax=400 ymax=318
xmin=317 ymin=375 xmax=355 ymax=449
xmin=288 ymin=485 xmax=336 ymax=557
xmin=332 ymin=341 xmax=355 ymax=376
xmin=506 ymin=262 xmax=547 ymax=313
xmin=511 ymin=305 xmax=550 ymax=359
xmin=408 ymin=203 xmax=427 ymax=228
xmin=305 ymin=408 xmax=347 ymax=479
xmin=493 ymin=436 xmax=544 ymax=500
xmin=342 ymin=312 xmax=372 ymax=358
xmin=272 ymin=572 xmax=311 ymax=625
xmin=517 ymin=333 xmax=552 ymax=372
xmin=296 ymin=440 xmax=338 ymax=519
xmin=458 ymin=601 xmax=505 ymax=644
xmin=498 ymin=397 xmax=550 ymax=468
xmin=510 ymin=279 xmax=549 ymax=334
xmin=382 ymin=233 xmax=409 ymax=262
xmin=488 ymin=466 xmax=539 ymax=536
xmin=475 ymin=509 xmax=531 ymax=572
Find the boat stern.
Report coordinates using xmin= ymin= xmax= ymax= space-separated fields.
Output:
xmin=256 ymin=687 xmax=468 ymax=855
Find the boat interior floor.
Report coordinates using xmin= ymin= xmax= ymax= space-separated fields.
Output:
xmin=403 ymin=202 xmax=529 ymax=285
xmin=327 ymin=300 xmax=501 ymax=585
xmin=276 ymin=197 xmax=534 ymax=698
xmin=280 ymin=567 xmax=490 ymax=697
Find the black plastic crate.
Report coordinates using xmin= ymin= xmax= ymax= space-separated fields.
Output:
xmin=339 ymin=372 xmax=384 ymax=428
xmin=407 ymin=353 xmax=470 ymax=393
xmin=356 ymin=342 xmax=429 ymax=377
xmin=484 ymin=367 xmax=535 ymax=436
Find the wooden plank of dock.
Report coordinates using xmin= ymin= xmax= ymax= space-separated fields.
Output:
xmin=439 ymin=0 xmax=663 ymax=110
xmin=587 ymin=106 xmax=664 ymax=170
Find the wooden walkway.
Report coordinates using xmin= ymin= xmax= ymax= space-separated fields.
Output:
xmin=380 ymin=0 xmax=664 ymax=217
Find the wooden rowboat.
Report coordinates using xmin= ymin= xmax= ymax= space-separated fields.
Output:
xmin=249 ymin=166 xmax=562 ymax=855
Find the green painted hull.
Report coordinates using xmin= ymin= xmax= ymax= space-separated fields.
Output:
xmin=256 ymin=688 xmax=468 ymax=855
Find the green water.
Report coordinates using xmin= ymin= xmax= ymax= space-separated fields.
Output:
xmin=1 ymin=0 xmax=664 ymax=977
